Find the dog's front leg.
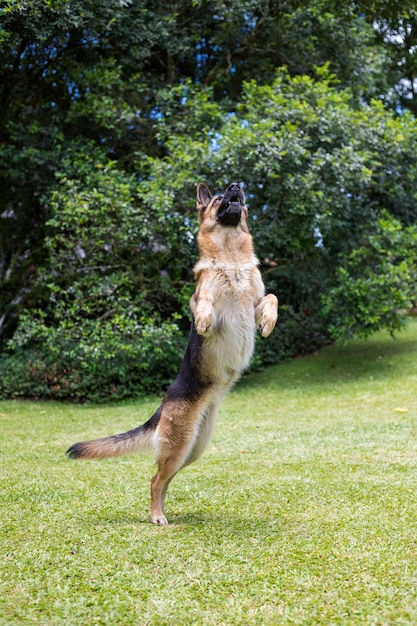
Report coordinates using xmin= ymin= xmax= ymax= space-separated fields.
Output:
xmin=256 ymin=294 xmax=278 ymax=337
xmin=191 ymin=289 xmax=214 ymax=336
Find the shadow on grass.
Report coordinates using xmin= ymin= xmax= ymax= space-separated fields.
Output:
xmin=91 ymin=507 xmax=281 ymax=533
xmin=90 ymin=510 xmax=218 ymax=528
xmin=95 ymin=514 xmax=151 ymax=526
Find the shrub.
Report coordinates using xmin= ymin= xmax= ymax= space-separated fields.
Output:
xmin=0 ymin=314 xmax=185 ymax=402
xmin=252 ymin=305 xmax=330 ymax=370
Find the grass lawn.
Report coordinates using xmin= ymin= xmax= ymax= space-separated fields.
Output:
xmin=1 ymin=319 xmax=417 ymax=625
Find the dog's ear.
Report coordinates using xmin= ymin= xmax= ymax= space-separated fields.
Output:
xmin=196 ymin=183 xmax=212 ymax=210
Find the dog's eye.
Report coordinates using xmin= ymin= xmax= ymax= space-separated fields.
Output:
xmin=216 ymin=196 xmax=223 ymax=202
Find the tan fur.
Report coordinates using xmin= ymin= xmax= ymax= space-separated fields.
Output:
xmin=67 ymin=182 xmax=278 ymax=524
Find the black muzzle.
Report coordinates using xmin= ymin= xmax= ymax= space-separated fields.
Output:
xmin=216 ymin=182 xmax=244 ymax=227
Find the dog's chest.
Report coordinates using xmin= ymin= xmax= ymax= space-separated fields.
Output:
xmin=203 ymin=302 xmax=255 ymax=379
xmin=222 ymin=265 xmax=252 ymax=291
xmin=210 ymin=263 xmax=255 ymax=302
xmin=207 ymin=268 xmax=258 ymax=376
xmin=193 ymin=258 xmax=262 ymax=378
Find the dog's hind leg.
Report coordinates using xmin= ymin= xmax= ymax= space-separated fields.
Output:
xmin=151 ymin=456 xmax=188 ymax=525
xmin=151 ymin=403 xmax=220 ymax=524
xmin=183 ymin=402 xmax=219 ymax=467
xmin=150 ymin=471 xmax=175 ymax=525
xmin=150 ymin=401 xmax=210 ymax=525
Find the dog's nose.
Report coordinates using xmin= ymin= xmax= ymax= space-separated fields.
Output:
xmin=228 ymin=182 xmax=240 ymax=192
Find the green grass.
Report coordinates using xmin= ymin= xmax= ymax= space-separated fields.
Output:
xmin=1 ymin=320 xmax=417 ymax=625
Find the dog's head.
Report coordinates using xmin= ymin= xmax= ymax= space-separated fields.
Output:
xmin=197 ymin=182 xmax=247 ymax=229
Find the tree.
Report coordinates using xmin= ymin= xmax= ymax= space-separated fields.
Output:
xmin=1 ymin=0 xmax=417 ymax=400
xmin=0 ymin=0 xmax=397 ymax=344
xmin=358 ymin=2 xmax=417 ymax=114
xmin=144 ymin=71 xmax=417 ymax=336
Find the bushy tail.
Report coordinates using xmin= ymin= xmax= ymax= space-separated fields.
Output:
xmin=66 ymin=409 xmax=160 ymax=460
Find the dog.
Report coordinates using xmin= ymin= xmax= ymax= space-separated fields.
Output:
xmin=67 ymin=182 xmax=278 ymax=524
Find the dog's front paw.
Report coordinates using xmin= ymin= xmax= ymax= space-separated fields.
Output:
xmin=259 ymin=294 xmax=278 ymax=337
xmin=260 ymin=316 xmax=276 ymax=338
xmin=195 ymin=311 xmax=213 ymax=336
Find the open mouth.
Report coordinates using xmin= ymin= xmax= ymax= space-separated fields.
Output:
xmin=217 ymin=199 xmax=242 ymax=226
xmin=216 ymin=184 xmax=244 ymax=227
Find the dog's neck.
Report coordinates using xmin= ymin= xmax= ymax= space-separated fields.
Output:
xmin=197 ymin=226 xmax=255 ymax=266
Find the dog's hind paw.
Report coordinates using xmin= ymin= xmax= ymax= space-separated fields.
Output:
xmin=151 ymin=514 xmax=169 ymax=525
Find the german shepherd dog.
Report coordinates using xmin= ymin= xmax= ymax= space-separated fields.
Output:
xmin=67 ymin=182 xmax=278 ymax=524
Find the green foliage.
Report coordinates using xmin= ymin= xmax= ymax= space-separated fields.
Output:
xmin=0 ymin=0 xmax=412 ymax=344
xmin=0 ymin=151 xmax=190 ymax=401
xmin=144 ymin=71 xmax=417 ymax=335
xmin=323 ymin=214 xmax=417 ymax=341
xmin=3 ymin=69 xmax=417 ymax=400
xmin=369 ymin=6 xmax=417 ymax=114
xmin=1 ymin=1 xmax=417 ymax=400
xmin=43 ymin=150 xmax=194 ymax=322
xmin=0 ymin=313 xmax=185 ymax=402
xmin=252 ymin=306 xmax=331 ymax=370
